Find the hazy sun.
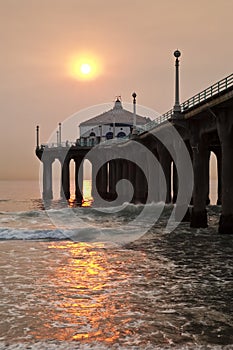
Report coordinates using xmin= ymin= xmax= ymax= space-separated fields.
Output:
xmin=80 ymin=63 xmax=91 ymax=75
xmin=68 ymin=54 xmax=101 ymax=81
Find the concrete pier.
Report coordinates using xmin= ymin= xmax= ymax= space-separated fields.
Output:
xmin=157 ymin=143 xmax=172 ymax=204
xmin=190 ymin=135 xmax=209 ymax=228
xmin=42 ymin=158 xmax=53 ymax=200
xmin=61 ymin=158 xmax=70 ymax=200
xmin=217 ymin=110 xmax=233 ymax=234
xmin=36 ymin=58 xmax=233 ymax=234
xmin=74 ymin=157 xmax=84 ymax=204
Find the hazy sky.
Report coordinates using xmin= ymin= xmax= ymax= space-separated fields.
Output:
xmin=0 ymin=0 xmax=232 ymax=180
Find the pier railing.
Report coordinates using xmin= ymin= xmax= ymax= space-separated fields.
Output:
xmin=39 ymin=137 xmax=130 ymax=149
xmin=139 ymin=110 xmax=173 ymax=132
xmin=139 ymin=72 xmax=233 ymax=133
xmin=40 ymin=141 xmax=77 ymax=149
xmin=180 ymin=73 xmax=233 ymax=111
xmin=38 ymin=73 xmax=233 ymax=149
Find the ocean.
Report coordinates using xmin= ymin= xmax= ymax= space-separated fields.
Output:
xmin=0 ymin=180 xmax=233 ymax=350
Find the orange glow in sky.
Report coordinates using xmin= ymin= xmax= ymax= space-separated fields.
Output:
xmin=68 ymin=53 xmax=102 ymax=81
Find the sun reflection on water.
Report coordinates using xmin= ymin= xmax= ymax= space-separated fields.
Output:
xmin=68 ymin=180 xmax=93 ymax=207
xmin=30 ymin=241 xmax=136 ymax=345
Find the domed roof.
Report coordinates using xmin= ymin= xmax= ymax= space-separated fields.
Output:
xmin=80 ymin=98 xmax=150 ymax=126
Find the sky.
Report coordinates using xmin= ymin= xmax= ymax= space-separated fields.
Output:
xmin=0 ymin=0 xmax=233 ymax=180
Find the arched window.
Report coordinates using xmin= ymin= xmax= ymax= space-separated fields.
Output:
xmin=106 ymin=131 xmax=113 ymax=140
xmin=117 ymin=131 xmax=126 ymax=138
xmin=90 ymin=132 xmax=96 ymax=137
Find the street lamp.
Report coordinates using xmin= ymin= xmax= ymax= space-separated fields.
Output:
xmin=173 ymin=49 xmax=181 ymax=114
xmin=132 ymin=92 xmax=137 ymax=134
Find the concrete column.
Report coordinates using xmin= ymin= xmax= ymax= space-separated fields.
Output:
xmin=134 ymin=163 xmax=141 ymax=203
xmin=60 ymin=158 xmax=70 ymax=200
xmin=74 ymin=157 xmax=83 ymax=204
xmin=219 ymin=138 xmax=233 ymax=233
xmin=109 ymin=159 xmax=117 ymax=200
xmin=42 ymin=158 xmax=53 ymax=200
xmin=134 ymin=162 xmax=147 ymax=203
xmin=121 ymin=159 xmax=132 ymax=203
xmin=128 ymin=161 xmax=136 ymax=203
xmin=172 ymin=163 xmax=178 ymax=204
xmin=190 ymin=137 xmax=209 ymax=228
xmin=97 ymin=161 xmax=108 ymax=199
xmin=111 ymin=158 xmax=122 ymax=202
xmin=217 ymin=110 xmax=233 ymax=234
xmin=186 ymin=141 xmax=193 ymax=205
xmin=147 ymin=147 xmax=160 ymax=203
xmin=216 ymin=150 xmax=222 ymax=206
xmin=157 ymin=145 xmax=172 ymax=203
xmin=115 ymin=159 xmax=122 ymax=184
xmin=91 ymin=157 xmax=107 ymax=201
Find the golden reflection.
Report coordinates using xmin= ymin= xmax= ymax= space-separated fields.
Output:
xmin=82 ymin=180 xmax=93 ymax=207
xmin=29 ymin=241 xmax=136 ymax=345
xmin=69 ymin=180 xmax=93 ymax=207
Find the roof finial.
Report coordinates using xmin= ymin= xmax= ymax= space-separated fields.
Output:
xmin=114 ymin=96 xmax=123 ymax=109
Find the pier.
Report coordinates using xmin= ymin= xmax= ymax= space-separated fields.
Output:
xmin=36 ymin=51 xmax=233 ymax=234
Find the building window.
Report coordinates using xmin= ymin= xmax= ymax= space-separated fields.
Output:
xmin=106 ymin=131 xmax=113 ymax=139
xmin=90 ymin=132 xmax=96 ymax=137
xmin=117 ymin=131 xmax=126 ymax=138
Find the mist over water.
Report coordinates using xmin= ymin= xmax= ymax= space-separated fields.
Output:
xmin=0 ymin=180 xmax=232 ymax=349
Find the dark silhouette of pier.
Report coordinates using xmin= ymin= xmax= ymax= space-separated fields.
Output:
xmin=36 ymin=51 xmax=233 ymax=234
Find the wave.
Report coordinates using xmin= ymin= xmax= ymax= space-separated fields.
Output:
xmin=0 ymin=203 xmax=221 ymax=242
xmin=0 ymin=227 xmax=66 ymax=241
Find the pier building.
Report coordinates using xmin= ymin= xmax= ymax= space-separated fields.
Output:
xmin=79 ymin=97 xmax=150 ymax=143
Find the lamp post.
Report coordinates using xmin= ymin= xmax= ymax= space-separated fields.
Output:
xmin=173 ymin=50 xmax=181 ymax=114
xmin=132 ymin=92 xmax=137 ymax=134
xmin=58 ymin=122 xmax=62 ymax=146
xmin=56 ymin=130 xmax=59 ymax=146
xmin=36 ymin=125 xmax=39 ymax=149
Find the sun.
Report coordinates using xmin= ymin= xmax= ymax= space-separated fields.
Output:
xmin=68 ymin=54 xmax=101 ymax=81
xmin=80 ymin=63 xmax=91 ymax=75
